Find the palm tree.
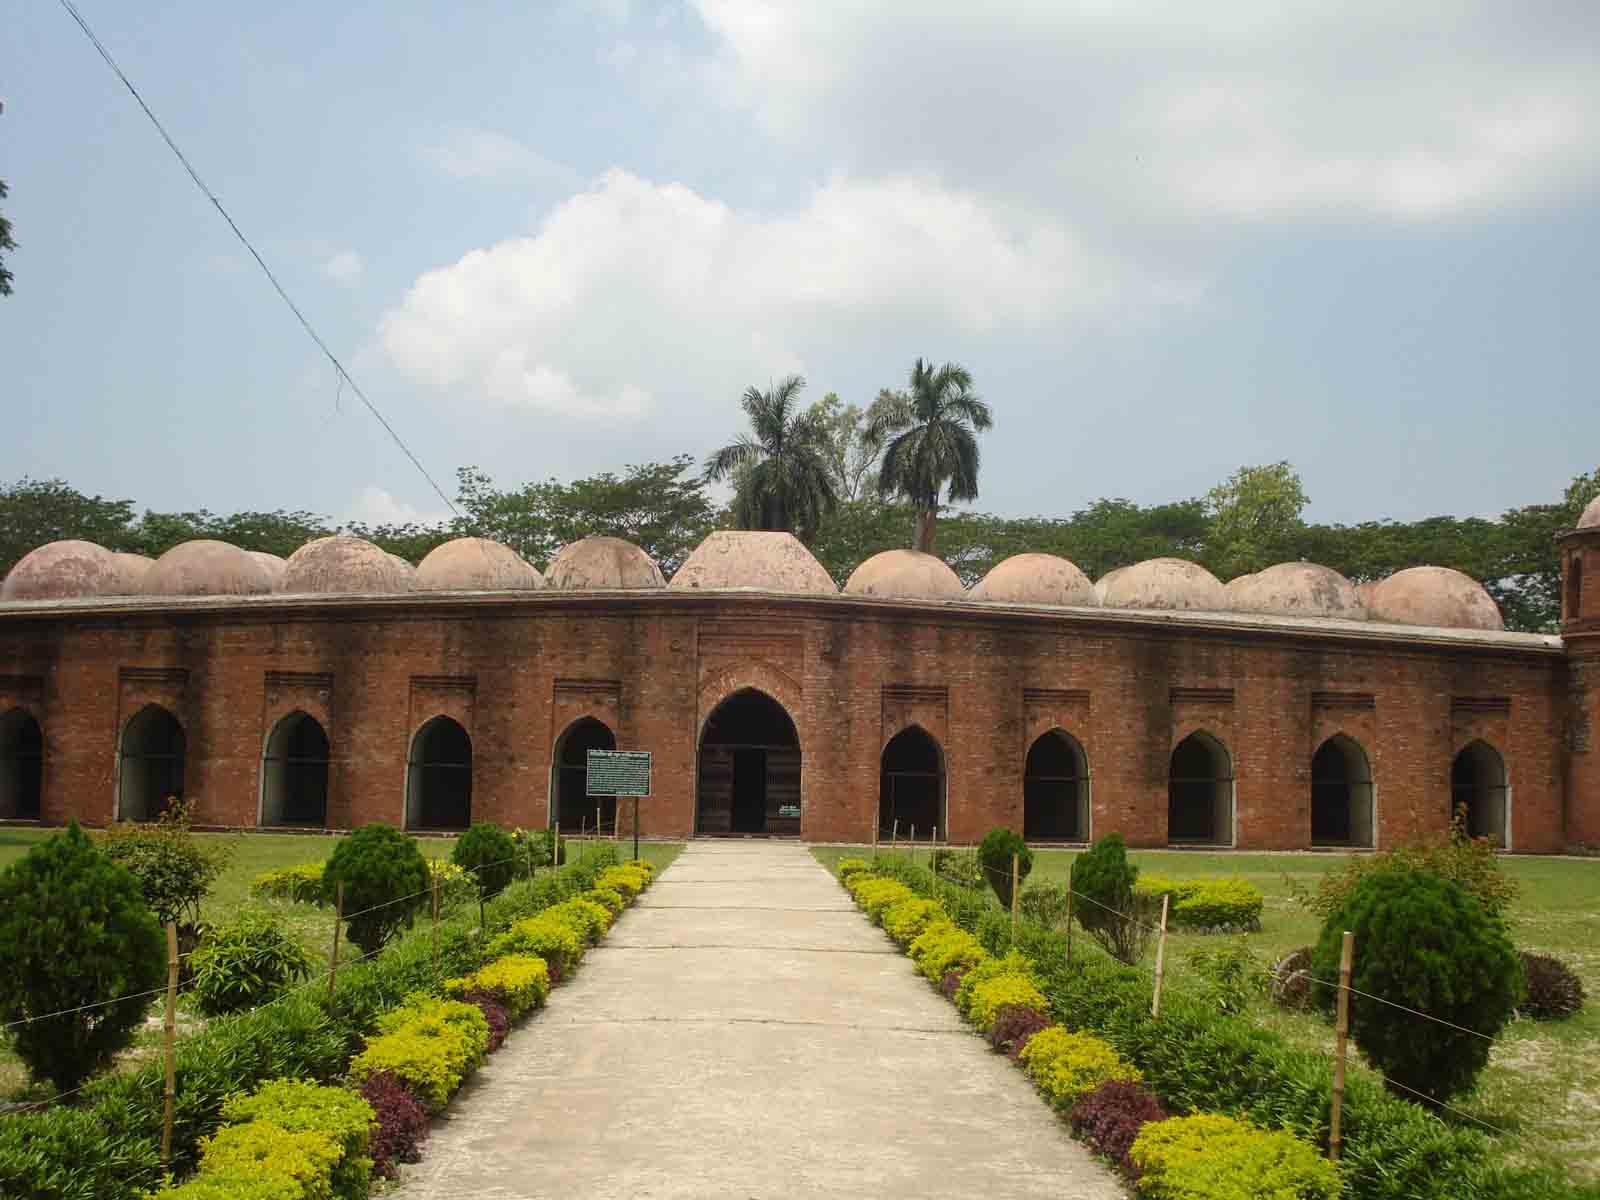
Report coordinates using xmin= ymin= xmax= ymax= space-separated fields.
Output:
xmin=703 ymin=376 xmax=839 ymax=542
xmin=867 ymin=359 xmax=993 ymax=553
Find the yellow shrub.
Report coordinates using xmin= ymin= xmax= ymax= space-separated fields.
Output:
xmin=908 ymin=922 xmax=987 ymax=983
xmin=955 ymin=951 xmax=1035 ymax=1018
xmin=444 ymin=953 xmax=550 ymax=1018
xmin=881 ymin=897 xmax=945 ymax=946
xmin=548 ymin=896 xmax=612 ymax=943
xmin=193 ymin=1122 xmax=342 ymax=1200
xmin=835 ymin=858 xmax=873 ymax=882
xmin=967 ymin=972 xmax=1050 ymax=1030
xmin=1020 ymin=1027 xmax=1142 ymax=1111
xmin=598 ymin=865 xmax=648 ymax=899
xmin=850 ymin=877 xmax=916 ymax=921
xmin=1130 ymin=1113 xmax=1340 ymax=1199
xmin=583 ymin=886 xmax=626 ymax=916
xmin=488 ymin=914 xmax=582 ymax=975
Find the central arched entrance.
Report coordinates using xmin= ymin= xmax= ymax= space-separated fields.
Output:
xmin=697 ymin=689 xmax=801 ymax=835
xmin=406 ymin=716 xmax=472 ymax=831
xmin=554 ymin=717 xmax=616 ymax=832
xmin=1452 ymin=740 xmax=1508 ymax=847
xmin=261 ymin=712 xmax=330 ymax=827
xmin=879 ymin=726 xmax=945 ymax=840
xmin=1023 ymin=729 xmax=1089 ymax=842
xmin=118 ymin=704 xmax=185 ymax=822
xmin=0 ymin=709 xmax=43 ymax=820
xmin=1167 ymin=731 xmax=1233 ymax=845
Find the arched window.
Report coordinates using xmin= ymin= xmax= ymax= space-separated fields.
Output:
xmin=554 ymin=717 xmax=616 ymax=831
xmin=1567 ymin=555 xmax=1584 ymax=622
xmin=1023 ymin=730 xmax=1089 ymax=842
xmin=697 ymin=690 xmax=801 ymax=835
xmin=1167 ymin=731 xmax=1233 ymax=845
xmin=1311 ymin=736 xmax=1374 ymax=847
xmin=119 ymin=705 xmax=185 ymax=822
xmin=406 ymin=717 xmax=472 ymax=830
xmin=261 ymin=712 xmax=330 ymax=827
xmin=1451 ymin=740 xmax=1508 ymax=848
xmin=0 ymin=709 xmax=43 ymax=820
xmin=879 ymin=726 xmax=944 ymax=840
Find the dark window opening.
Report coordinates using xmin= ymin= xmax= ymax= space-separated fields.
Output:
xmin=407 ymin=717 xmax=472 ymax=830
xmin=1311 ymin=736 xmax=1374 ymax=847
xmin=262 ymin=712 xmax=330 ymax=827
xmin=1567 ymin=556 xmax=1584 ymax=622
xmin=555 ymin=717 xmax=616 ymax=832
xmin=1167 ymin=732 xmax=1232 ymax=844
xmin=1452 ymin=740 xmax=1508 ymax=848
xmin=119 ymin=705 xmax=185 ymax=822
xmin=697 ymin=690 xmax=800 ymax=835
xmin=879 ymin=726 xmax=944 ymax=840
xmin=1023 ymin=730 xmax=1089 ymax=842
xmin=0 ymin=709 xmax=43 ymax=820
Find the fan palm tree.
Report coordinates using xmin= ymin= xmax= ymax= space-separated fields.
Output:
xmin=703 ymin=375 xmax=839 ymax=542
xmin=866 ymin=359 xmax=993 ymax=553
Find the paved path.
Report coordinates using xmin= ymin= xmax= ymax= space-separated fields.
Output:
xmin=393 ymin=842 xmax=1123 ymax=1199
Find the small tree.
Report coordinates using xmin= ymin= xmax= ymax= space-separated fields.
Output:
xmin=100 ymin=798 xmax=231 ymax=962
xmin=1072 ymin=834 xmax=1157 ymax=966
xmin=452 ymin=823 xmax=518 ymax=926
xmin=1313 ymin=868 xmax=1521 ymax=1102
xmin=0 ymin=823 xmax=165 ymax=1091
xmin=978 ymin=827 xmax=1032 ymax=909
xmin=321 ymin=824 xmax=430 ymax=957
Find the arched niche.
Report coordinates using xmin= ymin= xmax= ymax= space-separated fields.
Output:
xmin=554 ymin=717 xmax=616 ymax=831
xmin=1023 ymin=729 xmax=1089 ymax=842
xmin=697 ymin=689 xmax=801 ymax=835
xmin=406 ymin=716 xmax=472 ymax=831
xmin=879 ymin=726 xmax=945 ymax=840
xmin=1167 ymin=731 xmax=1233 ymax=846
xmin=1452 ymin=740 xmax=1509 ymax=848
xmin=118 ymin=704 xmax=185 ymax=822
xmin=1311 ymin=735 xmax=1374 ymax=848
xmin=0 ymin=709 xmax=43 ymax=820
xmin=261 ymin=711 xmax=330 ymax=827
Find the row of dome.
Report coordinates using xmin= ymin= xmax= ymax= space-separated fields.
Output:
xmin=1 ymin=531 xmax=1506 ymax=631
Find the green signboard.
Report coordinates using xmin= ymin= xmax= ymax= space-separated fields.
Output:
xmin=586 ymin=749 xmax=652 ymax=797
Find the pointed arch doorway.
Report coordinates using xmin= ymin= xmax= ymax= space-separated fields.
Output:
xmin=696 ymin=689 xmax=801 ymax=836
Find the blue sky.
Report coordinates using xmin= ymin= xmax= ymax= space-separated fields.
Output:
xmin=3 ymin=1 xmax=1597 ymax=530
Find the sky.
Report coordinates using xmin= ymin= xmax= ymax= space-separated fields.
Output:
xmin=3 ymin=1 xmax=1597 ymax=532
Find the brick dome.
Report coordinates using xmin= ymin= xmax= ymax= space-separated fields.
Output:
xmin=844 ymin=549 xmax=964 ymax=600
xmin=280 ymin=536 xmax=416 ymax=594
xmin=544 ymin=536 xmax=665 ymax=590
xmin=1 ymin=540 xmax=124 ymax=601
xmin=1097 ymin=558 xmax=1227 ymax=612
xmin=1579 ymin=494 xmax=1600 ymax=530
xmin=970 ymin=553 xmax=1097 ymax=606
xmin=109 ymin=552 xmax=156 ymax=594
xmin=1225 ymin=563 xmax=1366 ymax=620
xmin=142 ymin=540 xmax=273 ymax=596
xmin=669 ymin=531 xmax=836 ymax=594
xmin=248 ymin=552 xmax=288 ymax=589
xmin=416 ymin=538 xmax=543 ymax=591
xmin=1368 ymin=566 xmax=1503 ymax=631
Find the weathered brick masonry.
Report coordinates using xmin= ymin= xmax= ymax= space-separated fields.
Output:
xmin=0 ymin=584 xmax=1590 ymax=851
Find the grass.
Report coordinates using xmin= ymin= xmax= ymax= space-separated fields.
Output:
xmin=812 ymin=843 xmax=1600 ymax=1183
xmin=0 ymin=826 xmax=682 ymax=1100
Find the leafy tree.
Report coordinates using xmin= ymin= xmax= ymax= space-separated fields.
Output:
xmin=0 ymin=478 xmax=137 ymax=575
xmin=122 ymin=507 xmax=332 ymax=561
xmin=1203 ymin=461 xmax=1309 ymax=579
xmin=867 ymin=359 xmax=993 ymax=553
xmin=0 ymin=823 xmax=165 ymax=1091
xmin=321 ymin=824 xmax=430 ymax=957
xmin=1312 ymin=868 xmax=1521 ymax=1102
xmin=0 ymin=179 xmax=14 ymax=296
xmin=342 ymin=520 xmax=452 ymax=564
xmin=451 ymin=822 xmax=518 ymax=926
xmin=703 ymin=376 xmax=839 ymax=542
xmin=99 ymin=799 xmax=231 ymax=962
xmin=1071 ymin=833 xmax=1156 ymax=966
xmin=978 ymin=827 xmax=1032 ymax=908
xmin=809 ymin=497 xmax=916 ymax=584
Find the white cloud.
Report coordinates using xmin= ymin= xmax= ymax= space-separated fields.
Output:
xmin=685 ymin=1 xmax=1597 ymax=222
xmin=347 ymin=485 xmax=449 ymax=528
xmin=378 ymin=167 xmax=1191 ymax=420
xmin=421 ymin=128 xmax=583 ymax=190
xmin=322 ymin=250 xmax=363 ymax=285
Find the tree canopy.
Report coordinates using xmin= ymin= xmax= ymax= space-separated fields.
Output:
xmin=0 ymin=179 xmax=15 ymax=297
xmin=703 ymin=376 xmax=838 ymax=542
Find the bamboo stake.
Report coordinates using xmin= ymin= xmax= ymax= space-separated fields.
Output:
xmin=1150 ymin=893 xmax=1170 ymax=1018
xmin=553 ymin=821 xmax=560 ymax=869
xmin=909 ymin=825 xmax=916 ymax=868
xmin=1065 ymin=859 xmax=1075 ymax=967
xmin=891 ymin=818 xmax=899 ymax=849
xmin=329 ymin=882 xmax=343 ymax=1002
xmin=430 ymin=871 xmax=441 ymax=978
xmin=1010 ymin=853 xmax=1021 ymax=934
xmin=1329 ymin=931 xmax=1355 ymax=1162
xmin=161 ymin=922 xmax=177 ymax=1169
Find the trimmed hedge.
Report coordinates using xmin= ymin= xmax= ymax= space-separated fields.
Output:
xmin=1021 ymin=1026 xmax=1142 ymax=1111
xmin=1130 ymin=1113 xmax=1340 ymax=1199
xmin=251 ymin=863 xmax=327 ymax=905
xmin=1137 ymin=875 xmax=1264 ymax=932
xmin=444 ymin=954 xmax=550 ymax=1019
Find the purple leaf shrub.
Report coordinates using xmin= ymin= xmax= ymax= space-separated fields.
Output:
xmin=1067 ymin=1079 xmax=1168 ymax=1179
xmin=464 ymin=991 xmax=510 ymax=1052
xmin=940 ymin=968 xmax=968 ymax=1000
xmin=360 ymin=1069 xmax=431 ymax=1179
xmin=986 ymin=1003 xmax=1052 ymax=1062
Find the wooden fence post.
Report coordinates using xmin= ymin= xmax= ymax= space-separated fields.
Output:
xmin=1329 ymin=931 xmax=1355 ymax=1162
xmin=553 ymin=821 xmax=560 ymax=870
xmin=1150 ymin=893 xmax=1170 ymax=1017
xmin=161 ymin=922 xmax=177 ymax=1169
xmin=431 ymin=871 xmax=441 ymax=978
xmin=1065 ymin=859 xmax=1075 ymax=967
xmin=1010 ymin=853 xmax=1020 ymax=934
xmin=891 ymin=818 xmax=899 ymax=848
xmin=329 ymin=881 xmax=343 ymax=1002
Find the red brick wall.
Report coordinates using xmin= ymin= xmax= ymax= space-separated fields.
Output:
xmin=0 ymin=591 xmax=1581 ymax=851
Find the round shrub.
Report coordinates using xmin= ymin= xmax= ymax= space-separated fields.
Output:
xmin=321 ymin=824 xmax=430 ymax=957
xmin=1019 ymin=1027 xmax=1142 ymax=1111
xmin=462 ymin=992 xmax=510 ymax=1052
xmin=987 ymin=1003 xmax=1052 ymax=1062
xmin=0 ymin=822 xmax=165 ymax=1091
xmin=1071 ymin=833 xmax=1158 ymax=966
xmin=1068 ymin=1079 xmax=1168 ymax=1179
xmin=451 ymin=822 xmax=518 ymax=918
xmin=978 ymin=827 xmax=1032 ymax=908
xmin=1130 ymin=1113 xmax=1339 ymax=1199
xmin=1269 ymin=946 xmax=1316 ymax=1011
xmin=835 ymin=857 xmax=872 ymax=882
xmin=190 ymin=910 xmax=315 ymax=1015
xmin=882 ymin=896 xmax=944 ymax=946
xmin=358 ymin=1070 xmax=430 ymax=1179
xmin=99 ymin=798 xmax=229 ymax=951
xmin=1312 ymin=867 xmax=1522 ymax=1102
xmin=1516 ymin=951 xmax=1585 ymax=1020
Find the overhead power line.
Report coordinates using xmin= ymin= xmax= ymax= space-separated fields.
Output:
xmin=57 ymin=0 xmax=460 ymax=518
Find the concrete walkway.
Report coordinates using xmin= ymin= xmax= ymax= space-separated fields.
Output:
xmin=392 ymin=842 xmax=1124 ymax=1199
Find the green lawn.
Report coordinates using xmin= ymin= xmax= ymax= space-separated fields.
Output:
xmin=812 ymin=843 xmax=1600 ymax=1183
xmin=0 ymin=827 xmax=682 ymax=1099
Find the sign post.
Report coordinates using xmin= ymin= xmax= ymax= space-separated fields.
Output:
xmin=587 ymin=749 xmax=652 ymax=861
